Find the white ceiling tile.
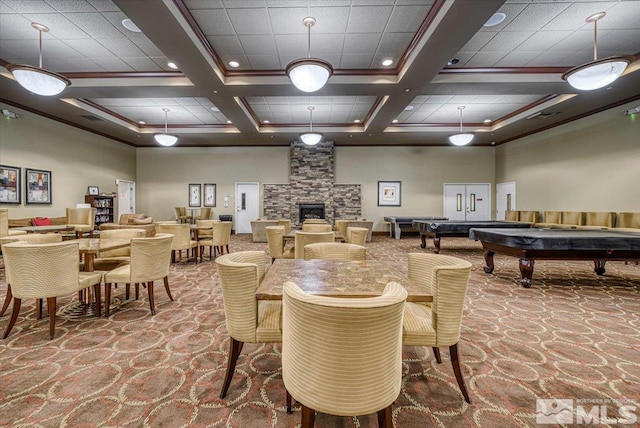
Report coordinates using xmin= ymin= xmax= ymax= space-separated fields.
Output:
xmin=56 ymin=57 xmax=99 ymax=71
xmin=464 ymin=51 xmax=509 ymax=67
xmin=238 ymin=34 xmax=277 ymax=55
xmin=191 ymin=9 xmax=235 ymax=36
xmin=386 ymin=5 xmax=429 ymax=33
xmin=478 ymin=3 xmax=528 ymax=33
xmin=101 ymin=12 xmax=147 ymax=40
xmin=19 ymin=12 xmax=89 ymax=38
xmin=339 ymin=53 xmax=374 ymax=68
xmin=122 ymin=57 xmax=163 ymax=71
xmin=2 ymin=0 xmax=55 ymax=13
xmin=542 ymin=2 xmax=619 ymax=31
xmin=268 ymin=7 xmax=308 ymax=35
xmin=495 ymin=51 xmax=540 ymax=67
xmin=0 ymin=14 xmax=36 ymax=40
xmin=308 ymin=6 xmax=350 ymax=34
xmin=459 ymin=32 xmax=496 ymax=53
xmin=502 ymin=2 xmax=572 ymax=32
xmin=346 ymin=6 xmax=393 ymax=33
xmin=227 ymin=8 xmax=273 ymax=35
xmin=222 ymin=0 xmax=267 ymax=8
xmin=310 ymin=33 xmax=346 ymax=54
xmin=481 ymin=31 xmax=535 ymax=52
xmin=98 ymin=37 xmax=146 ymax=57
xmin=208 ymin=35 xmax=244 ymax=56
xmin=599 ymin=1 xmax=640 ymax=29
xmin=343 ymin=33 xmax=381 ymax=53
xmin=67 ymin=38 xmax=114 ymax=57
xmin=91 ymin=56 xmax=135 ymax=71
xmin=247 ymin=55 xmax=281 ymax=69
xmin=274 ymin=34 xmax=305 ymax=53
xmin=86 ymin=0 xmax=120 ymax=12
xmin=547 ymin=29 xmax=594 ymax=52
xmin=46 ymin=1 xmax=98 ymax=12
xmin=184 ymin=0 xmax=225 ymax=9
xmin=130 ymin=39 xmax=164 ymax=57
xmin=516 ymin=30 xmax=573 ymax=51
xmin=377 ymin=32 xmax=413 ymax=52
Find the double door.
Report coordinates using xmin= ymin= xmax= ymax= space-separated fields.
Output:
xmin=443 ymin=183 xmax=491 ymax=221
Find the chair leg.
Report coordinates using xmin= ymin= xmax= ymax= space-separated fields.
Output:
xmin=433 ymin=347 xmax=442 ymax=364
xmin=0 ymin=284 xmax=12 ymax=316
xmin=377 ymin=405 xmax=393 ymax=428
xmin=300 ymin=405 xmax=315 ymax=428
xmin=286 ymin=390 xmax=293 ymax=414
xmin=135 ymin=283 xmax=140 ymax=300
xmin=226 ymin=244 xmax=229 ymax=254
xmin=163 ymin=276 xmax=173 ymax=301
xmin=105 ymin=283 xmax=112 ymax=317
xmin=94 ymin=284 xmax=101 ymax=317
xmin=220 ymin=337 xmax=244 ymax=399
xmin=125 ymin=284 xmax=130 ymax=300
xmin=47 ymin=297 xmax=57 ymax=339
xmin=37 ymin=298 xmax=43 ymax=319
xmin=2 ymin=298 xmax=21 ymax=339
xmin=450 ymin=343 xmax=471 ymax=404
xmin=147 ymin=281 xmax=156 ymax=315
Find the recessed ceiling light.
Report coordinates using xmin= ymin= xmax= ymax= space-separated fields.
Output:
xmin=213 ymin=90 xmax=218 ymax=94
xmin=447 ymin=58 xmax=459 ymax=66
xmin=167 ymin=62 xmax=178 ymax=69
xmin=382 ymin=59 xmax=393 ymax=66
xmin=354 ymin=119 xmax=361 ymax=123
xmin=392 ymin=119 xmax=399 ymax=123
xmin=491 ymin=141 xmax=496 ymax=146
xmin=263 ymin=120 xmax=270 ymax=124
xmin=403 ymin=88 xmax=411 ymax=93
xmin=404 ymin=105 xmax=414 ymax=111
xmin=210 ymin=106 xmax=219 ymax=112
xmin=484 ymin=12 xmax=506 ymax=27
xmin=226 ymin=120 xmax=232 ymax=124
xmin=138 ymin=120 xmax=146 ymax=125
xmin=228 ymin=60 xmax=240 ymax=68
xmin=121 ymin=18 xmax=141 ymax=33
xmin=483 ymin=119 xmax=491 ymax=123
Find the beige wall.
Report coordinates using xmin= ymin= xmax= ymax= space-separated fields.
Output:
xmin=496 ymin=100 xmax=640 ymax=213
xmin=135 ymin=147 xmax=290 ymax=221
xmin=336 ymin=146 xmax=495 ymax=230
xmin=0 ymin=103 xmax=136 ymax=219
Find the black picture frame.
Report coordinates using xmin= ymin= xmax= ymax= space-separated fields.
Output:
xmin=189 ymin=183 xmax=201 ymax=207
xmin=0 ymin=164 xmax=21 ymax=204
xmin=378 ymin=181 xmax=401 ymax=206
xmin=88 ymin=186 xmax=99 ymax=195
xmin=25 ymin=168 xmax=52 ymax=204
xmin=203 ymin=183 xmax=216 ymax=207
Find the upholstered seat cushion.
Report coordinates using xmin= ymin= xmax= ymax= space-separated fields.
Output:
xmin=402 ymin=302 xmax=436 ymax=346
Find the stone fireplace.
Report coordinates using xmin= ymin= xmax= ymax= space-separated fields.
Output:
xmin=299 ymin=203 xmax=326 ymax=222
xmin=264 ymin=141 xmax=361 ymax=225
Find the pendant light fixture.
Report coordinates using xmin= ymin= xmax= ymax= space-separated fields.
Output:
xmin=561 ymin=12 xmax=633 ymax=91
xmin=286 ymin=17 xmax=333 ymax=93
xmin=299 ymin=106 xmax=323 ymax=146
xmin=448 ymin=106 xmax=474 ymax=146
xmin=154 ymin=108 xmax=178 ymax=146
xmin=7 ymin=23 xmax=71 ymax=96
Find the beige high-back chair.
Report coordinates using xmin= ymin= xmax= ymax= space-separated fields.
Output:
xmin=346 ymin=226 xmax=368 ymax=246
xmin=215 ymin=251 xmax=282 ymax=398
xmin=103 ymin=233 xmax=174 ymax=316
xmin=92 ymin=228 xmax=147 ymax=271
xmin=584 ymin=212 xmax=617 ymax=229
xmin=157 ymin=223 xmax=198 ymax=263
xmin=0 ymin=233 xmax=63 ymax=317
xmin=304 ymin=242 xmax=366 ymax=261
xmin=266 ymin=226 xmax=294 ymax=263
xmin=199 ymin=221 xmax=233 ymax=260
xmin=403 ymin=253 xmax=473 ymax=403
xmin=294 ymin=231 xmax=334 ymax=259
xmin=194 ymin=207 xmax=212 ymax=221
xmin=617 ymin=212 xmax=640 ymax=230
xmin=561 ymin=211 xmax=585 ymax=227
xmin=174 ymin=207 xmax=192 ymax=224
xmin=277 ymin=219 xmax=292 ymax=234
xmin=302 ymin=223 xmax=332 ymax=232
xmin=303 ymin=219 xmax=328 ymax=224
xmin=2 ymin=241 xmax=103 ymax=339
xmin=504 ymin=210 xmax=519 ymax=221
xmin=518 ymin=210 xmax=539 ymax=223
xmin=66 ymin=207 xmax=96 ymax=238
xmin=195 ymin=219 xmax=219 ymax=239
xmin=0 ymin=209 xmax=26 ymax=239
xmin=282 ymin=281 xmax=407 ymax=427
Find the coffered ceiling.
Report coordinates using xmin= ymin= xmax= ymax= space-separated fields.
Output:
xmin=1 ymin=0 xmax=639 ymax=148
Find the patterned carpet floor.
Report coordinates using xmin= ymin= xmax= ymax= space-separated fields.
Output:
xmin=0 ymin=233 xmax=639 ymax=427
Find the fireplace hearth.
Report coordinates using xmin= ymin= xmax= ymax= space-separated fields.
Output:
xmin=299 ymin=203 xmax=325 ymax=222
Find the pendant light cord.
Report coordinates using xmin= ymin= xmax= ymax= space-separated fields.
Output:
xmin=593 ymin=18 xmax=598 ymax=61
xmin=38 ymin=29 xmax=43 ymax=68
xmin=307 ymin=22 xmax=311 ymax=58
xmin=309 ymin=107 xmax=313 ymax=132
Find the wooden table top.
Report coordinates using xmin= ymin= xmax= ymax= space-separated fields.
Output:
xmin=72 ymin=238 xmax=131 ymax=255
xmin=283 ymin=230 xmax=345 ymax=241
xmin=12 ymin=225 xmax=75 ymax=233
xmin=256 ymin=259 xmax=431 ymax=303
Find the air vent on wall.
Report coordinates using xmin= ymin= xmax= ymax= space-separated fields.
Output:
xmin=81 ymin=115 xmax=103 ymax=121
xmin=526 ymin=111 xmax=560 ymax=120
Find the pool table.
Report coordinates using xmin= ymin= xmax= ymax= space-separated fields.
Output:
xmin=383 ymin=216 xmax=448 ymax=239
xmin=413 ymin=220 xmax=533 ymax=253
xmin=469 ymin=228 xmax=640 ymax=288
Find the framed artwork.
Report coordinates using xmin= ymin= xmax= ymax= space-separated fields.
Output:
xmin=0 ymin=165 xmax=21 ymax=204
xmin=203 ymin=183 xmax=216 ymax=207
xmin=378 ymin=181 xmax=401 ymax=206
xmin=26 ymin=168 xmax=52 ymax=204
xmin=189 ymin=183 xmax=201 ymax=207
xmin=88 ymin=186 xmax=99 ymax=195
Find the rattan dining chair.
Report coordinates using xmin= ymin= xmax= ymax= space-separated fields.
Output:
xmin=282 ymin=280 xmax=407 ymax=427
xmin=403 ymin=252 xmax=473 ymax=403
xmin=303 ymin=242 xmax=366 ymax=261
xmin=0 ymin=233 xmax=63 ymax=317
xmin=266 ymin=226 xmax=294 ymax=263
xmin=215 ymin=251 xmax=282 ymax=398
xmin=103 ymin=233 xmax=174 ymax=316
xmin=2 ymin=240 xmax=103 ymax=339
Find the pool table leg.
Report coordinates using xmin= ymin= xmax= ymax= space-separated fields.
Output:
xmin=594 ymin=260 xmax=606 ymax=275
xmin=483 ymin=251 xmax=495 ymax=273
xmin=420 ymin=234 xmax=426 ymax=248
xmin=432 ymin=238 xmax=441 ymax=254
xmin=519 ymin=259 xmax=535 ymax=288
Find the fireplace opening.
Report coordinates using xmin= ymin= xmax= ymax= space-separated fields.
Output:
xmin=299 ymin=203 xmax=325 ymax=222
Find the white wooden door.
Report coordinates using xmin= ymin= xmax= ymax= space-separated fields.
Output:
xmin=235 ymin=182 xmax=259 ymax=234
xmin=496 ymin=182 xmax=516 ymax=220
xmin=444 ymin=183 xmax=491 ymax=221
xmin=116 ymin=179 xmax=135 ymax=220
